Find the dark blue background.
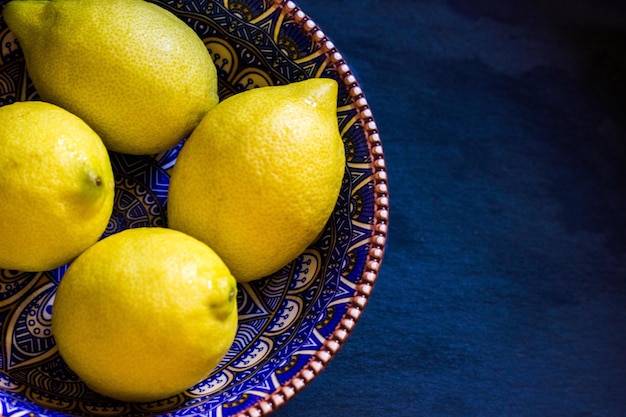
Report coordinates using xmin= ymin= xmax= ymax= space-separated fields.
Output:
xmin=274 ymin=1 xmax=626 ymax=416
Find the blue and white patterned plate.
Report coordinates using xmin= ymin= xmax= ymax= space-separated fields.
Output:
xmin=0 ymin=1 xmax=389 ymax=416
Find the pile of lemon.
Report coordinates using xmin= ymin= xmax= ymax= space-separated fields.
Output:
xmin=0 ymin=0 xmax=345 ymax=402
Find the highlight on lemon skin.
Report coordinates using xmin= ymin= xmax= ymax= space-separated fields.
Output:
xmin=0 ymin=101 xmax=114 ymax=272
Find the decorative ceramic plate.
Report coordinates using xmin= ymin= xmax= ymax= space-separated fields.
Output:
xmin=0 ymin=0 xmax=388 ymax=416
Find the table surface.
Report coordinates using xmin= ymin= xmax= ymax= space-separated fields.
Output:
xmin=272 ymin=1 xmax=626 ymax=416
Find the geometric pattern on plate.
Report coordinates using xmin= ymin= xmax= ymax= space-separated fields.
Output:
xmin=0 ymin=0 xmax=388 ymax=416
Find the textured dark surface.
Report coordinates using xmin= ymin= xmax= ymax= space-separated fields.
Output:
xmin=273 ymin=1 xmax=626 ymax=415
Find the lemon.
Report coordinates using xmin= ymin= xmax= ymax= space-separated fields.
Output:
xmin=168 ymin=78 xmax=346 ymax=283
xmin=52 ymin=227 xmax=238 ymax=402
xmin=3 ymin=0 xmax=219 ymax=155
xmin=0 ymin=101 xmax=114 ymax=272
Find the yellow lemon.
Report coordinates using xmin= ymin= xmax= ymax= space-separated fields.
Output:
xmin=168 ymin=78 xmax=346 ymax=282
xmin=52 ymin=227 xmax=238 ymax=402
xmin=0 ymin=101 xmax=114 ymax=272
xmin=3 ymin=0 xmax=219 ymax=155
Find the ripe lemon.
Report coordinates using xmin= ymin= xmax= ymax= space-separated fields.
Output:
xmin=52 ymin=227 xmax=238 ymax=402
xmin=168 ymin=78 xmax=346 ymax=282
xmin=0 ymin=101 xmax=114 ymax=272
xmin=3 ymin=0 xmax=219 ymax=155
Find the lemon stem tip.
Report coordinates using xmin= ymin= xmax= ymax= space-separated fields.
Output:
xmin=88 ymin=170 xmax=102 ymax=187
